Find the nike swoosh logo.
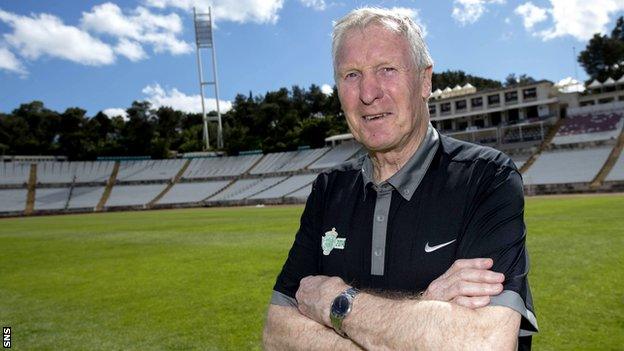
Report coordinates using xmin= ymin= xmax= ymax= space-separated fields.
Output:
xmin=424 ymin=239 xmax=457 ymax=253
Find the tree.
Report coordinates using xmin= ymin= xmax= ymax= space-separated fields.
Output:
xmin=578 ymin=16 xmax=624 ymax=82
xmin=58 ymin=107 xmax=91 ymax=160
xmin=10 ymin=101 xmax=61 ymax=155
xmin=431 ymin=70 xmax=502 ymax=91
xmin=504 ymin=73 xmax=536 ymax=87
xmin=122 ymin=101 xmax=155 ymax=156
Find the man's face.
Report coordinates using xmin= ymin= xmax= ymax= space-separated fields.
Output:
xmin=335 ymin=24 xmax=431 ymax=153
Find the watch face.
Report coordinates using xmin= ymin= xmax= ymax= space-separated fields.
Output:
xmin=332 ymin=294 xmax=350 ymax=315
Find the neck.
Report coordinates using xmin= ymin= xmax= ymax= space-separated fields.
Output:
xmin=370 ymin=119 xmax=428 ymax=183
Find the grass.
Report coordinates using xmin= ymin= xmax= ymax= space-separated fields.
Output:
xmin=0 ymin=195 xmax=623 ymax=350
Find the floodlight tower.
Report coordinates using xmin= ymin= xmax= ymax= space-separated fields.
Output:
xmin=193 ymin=6 xmax=224 ymax=150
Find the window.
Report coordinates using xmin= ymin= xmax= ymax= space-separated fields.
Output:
xmin=455 ymin=100 xmax=467 ymax=110
xmin=523 ymin=88 xmax=537 ymax=100
xmin=526 ymin=106 xmax=538 ymax=119
xmin=488 ymin=94 xmax=500 ymax=106
xmin=471 ymin=97 xmax=483 ymax=108
xmin=490 ymin=112 xmax=502 ymax=126
xmin=429 ymin=104 xmax=437 ymax=115
xmin=440 ymin=103 xmax=451 ymax=113
xmin=505 ymin=91 xmax=518 ymax=103
xmin=598 ymin=97 xmax=615 ymax=104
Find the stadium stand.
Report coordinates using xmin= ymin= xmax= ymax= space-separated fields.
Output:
xmin=36 ymin=161 xmax=115 ymax=184
xmin=308 ymin=141 xmax=362 ymax=169
xmin=67 ymin=187 xmax=106 ymax=209
xmin=4 ymin=100 xmax=624 ymax=216
xmin=0 ymin=162 xmax=33 ymax=185
xmin=34 ymin=187 xmax=71 ymax=210
xmin=523 ymin=147 xmax=612 ymax=185
xmin=0 ymin=189 xmax=27 ymax=212
xmin=553 ymin=108 xmax=623 ymax=145
xmin=182 ymin=155 xmax=262 ymax=178
xmin=106 ymin=184 xmax=167 ymax=208
xmin=116 ymin=159 xmax=186 ymax=181
xmin=605 ymin=151 xmax=624 ymax=181
xmin=249 ymin=174 xmax=317 ymax=199
xmin=209 ymin=177 xmax=287 ymax=201
xmin=249 ymin=148 xmax=329 ymax=174
xmin=157 ymin=181 xmax=230 ymax=205
xmin=285 ymin=183 xmax=314 ymax=200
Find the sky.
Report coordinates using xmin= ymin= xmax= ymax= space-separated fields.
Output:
xmin=0 ymin=0 xmax=623 ymax=117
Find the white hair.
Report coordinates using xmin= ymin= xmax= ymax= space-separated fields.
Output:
xmin=332 ymin=7 xmax=433 ymax=81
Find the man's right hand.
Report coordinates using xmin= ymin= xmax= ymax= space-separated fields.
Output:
xmin=421 ymin=258 xmax=504 ymax=308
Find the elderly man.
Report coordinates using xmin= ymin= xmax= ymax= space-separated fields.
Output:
xmin=264 ymin=7 xmax=537 ymax=350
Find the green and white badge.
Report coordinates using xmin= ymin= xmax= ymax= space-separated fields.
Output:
xmin=321 ymin=227 xmax=346 ymax=255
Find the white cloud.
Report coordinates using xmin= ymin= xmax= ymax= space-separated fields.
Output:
xmin=452 ymin=0 xmax=505 ymax=26
xmin=0 ymin=9 xmax=115 ymax=66
xmin=102 ymin=108 xmax=129 ymax=119
xmin=391 ymin=7 xmax=428 ymax=37
xmin=321 ymin=84 xmax=333 ymax=96
xmin=555 ymin=77 xmax=585 ymax=93
xmin=115 ymin=39 xmax=148 ymax=61
xmin=80 ymin=3 xmax=192 ymax=57
xmin=299 ymin=0 xmax=326 ymax=11
xmin=0 ymin=46 xmax=27 ymax=75
xmin=143 ymin=0 xmax=285 ymax=24
xmin=142 ymin=83 xmax=232 ymax=113
xmin=530 ymin=0 xmax=624 ymax=41
xmin=514 ymin=2 xmax=548 ymax=30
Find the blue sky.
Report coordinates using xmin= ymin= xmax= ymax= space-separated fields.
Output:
xmin=1 ymin=0 xmax=623 ymax=117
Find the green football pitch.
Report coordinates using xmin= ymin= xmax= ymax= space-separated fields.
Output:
xmin=1 ymin=194 xmax=623 ymax=350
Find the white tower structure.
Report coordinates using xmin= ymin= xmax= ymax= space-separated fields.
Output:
xmin=193 ymin=6 xmax=223 ymax=150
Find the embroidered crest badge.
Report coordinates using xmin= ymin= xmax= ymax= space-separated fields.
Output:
xmin=321 ymin=227 xmax=346 ymax=255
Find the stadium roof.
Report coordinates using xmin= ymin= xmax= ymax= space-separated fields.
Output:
xmin=587 ymin=79 xmax=602 ymax=89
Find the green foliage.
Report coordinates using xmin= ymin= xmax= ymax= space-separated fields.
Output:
xmin=0 ymin=195 xmax=622 ymax=350
xmin=431 ymin=70 xmax=503 ymax=91
xmin=578 ymin=16 xmax=624 ymax=82
xmin=222 ymin=84 xmax=345 ymax=154
xmin=504 ymin=73 xmax=536 ymax=87
xmin=0 ymin=84 xmax=347 ymax=158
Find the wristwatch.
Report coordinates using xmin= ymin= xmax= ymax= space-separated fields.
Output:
xmin=330 ymin=287 xmax=359 ymax=337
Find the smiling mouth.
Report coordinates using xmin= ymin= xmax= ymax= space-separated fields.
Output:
xmin=362 ymin=112 xmax=391 ymax=121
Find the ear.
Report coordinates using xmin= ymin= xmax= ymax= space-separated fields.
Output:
xmin=420 ymin=65 xmax=433 ymax=99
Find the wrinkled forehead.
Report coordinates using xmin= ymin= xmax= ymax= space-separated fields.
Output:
xmin=334 ymin=24 xmax=411 ymax=70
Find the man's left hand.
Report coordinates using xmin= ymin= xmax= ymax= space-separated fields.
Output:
xmin=296 ymin=275 xmax=349 ymax=327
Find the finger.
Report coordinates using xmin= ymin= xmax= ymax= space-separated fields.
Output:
xmin=456 ymin=268 xmax=505 ymax=283
xmin=447 ymin=258 xmax=493 ymax=275
xmin=455 ymin=282 xmax=503 ymax=297
xmin=452 ymin=295 xmax=491 ymax=309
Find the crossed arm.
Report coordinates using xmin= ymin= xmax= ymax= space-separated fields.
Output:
xmin=264 ymin=258 xmax=521 ymax=350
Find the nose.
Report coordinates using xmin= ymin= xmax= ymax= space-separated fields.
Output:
xmin=359 ymin=72 xmax=383 ymax=105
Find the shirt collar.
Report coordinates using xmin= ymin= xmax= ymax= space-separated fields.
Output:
xmin=361 ymin=123 xmax=440 ymax=201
